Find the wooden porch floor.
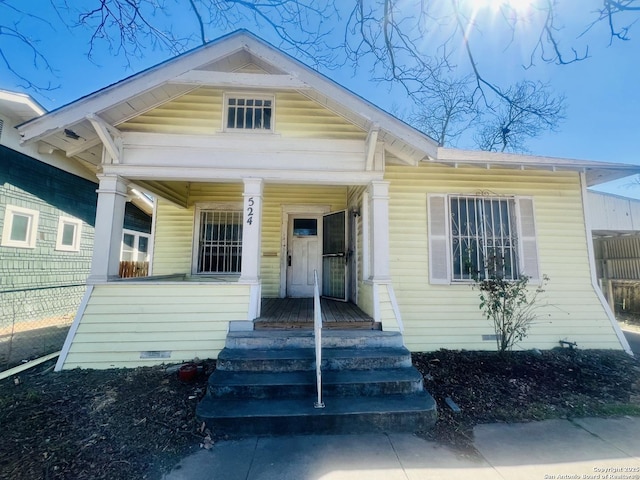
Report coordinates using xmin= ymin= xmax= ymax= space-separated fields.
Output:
xmin=255 ymin=298 xmax=378 ymax=330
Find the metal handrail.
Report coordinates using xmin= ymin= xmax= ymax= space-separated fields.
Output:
xmin=313 ymin=270 xmax=325 ymax=408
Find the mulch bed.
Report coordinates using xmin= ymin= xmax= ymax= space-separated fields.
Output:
xmin=0 ymin=360 xmax=215 ymax=480
xmin=414 ymin=348 xmax=640 ymax=453
xmin=1 ymin=349 xmax=639 ymax=479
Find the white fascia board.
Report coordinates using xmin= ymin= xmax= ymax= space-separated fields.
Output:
xmin=17 ymin=35 xmax=255 ymax=143
xmin=102 ymin=164 xmax=383 ymax=185
xmin=0 ymin=90 xmax=46 ymax=120
xmin=434 ymin=147 xmax=640 ymax=184
xmin=436 ymin=147 xmax=640 ymax=170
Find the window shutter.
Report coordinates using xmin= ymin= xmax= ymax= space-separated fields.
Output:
xmin=516 ymin=197 xmax=540 ymax=282
xmin=427 ymin=194 xmax=450 ymax=284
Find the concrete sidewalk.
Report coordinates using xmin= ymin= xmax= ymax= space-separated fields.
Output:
xmin=163 ymin=417 xmax=640 ymax=480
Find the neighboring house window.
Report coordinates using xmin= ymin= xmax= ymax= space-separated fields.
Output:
xmin=55 ymin=217 xmax=83 ymax=252
xmin=427 ymin=194 xmax=539 ymax=284
xmin=225 ymin=95 xmax=273 ymax=131
xmin=1 ymin=205 xmax=39 ymax=249
xmin=121 ymin=230 xmax=150 ymax=262
xmin=195 ymin=209 xmax=243 ymax=274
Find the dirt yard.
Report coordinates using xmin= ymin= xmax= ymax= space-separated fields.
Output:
xmin=1 ymin=349 xmax=639 ymax=479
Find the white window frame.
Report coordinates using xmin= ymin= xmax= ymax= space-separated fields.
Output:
xmin=120 ymin=229 xmax=151 ymax=262
xmin=192 ymin=202 xmax=244 ymax=275
xmin=1 ymin=205 xmax=39 ymax=249
xmin=427 ymin=193 xmax=540 ymax=285
xmin=448 ymin=195 xmax=519 ymax=282
xmin=223 ymin=93 xmax=275 ymax=133
xmin=55 ymin=216 xmax=83 ymax=252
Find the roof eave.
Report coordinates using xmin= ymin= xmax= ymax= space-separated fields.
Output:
xmin=16 ymin=30 xmax=439 ymax=159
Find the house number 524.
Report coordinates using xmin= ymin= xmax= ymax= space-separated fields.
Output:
xmin=246 ymin=197 xmax=254 ymax=225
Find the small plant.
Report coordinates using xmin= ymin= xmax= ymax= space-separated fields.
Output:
xmin=474 ymin=272 xmax=550 ymax=354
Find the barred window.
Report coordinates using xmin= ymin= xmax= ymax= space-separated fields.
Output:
xmin=450 ymin=196 xmax=518 ymax=281
xmin=226 ymin=96 xmax=273 ymax=131
xmin=197 ymin=210 xmax=242 ymax=274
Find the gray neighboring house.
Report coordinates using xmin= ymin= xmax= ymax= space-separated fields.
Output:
xmin=0 ymin=90 xmax=152 ymax=368
xmin=588 ymin=190 xmax=640 ymax=316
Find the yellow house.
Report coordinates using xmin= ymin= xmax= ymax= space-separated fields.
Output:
xmin=17 ymin=31 xmax=638 ymax=371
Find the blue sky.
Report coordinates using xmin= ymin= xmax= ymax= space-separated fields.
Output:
xmin=1 ymin=1 xmax=639 ymax=197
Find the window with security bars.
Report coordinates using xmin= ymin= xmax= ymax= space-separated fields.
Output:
xmin=197 ymin=210 xmax=243 ymax=274
xmin=450 ymin=196 xmax=519 ymax=281
xmin=226 ymin=96 xmax=273 ymax=131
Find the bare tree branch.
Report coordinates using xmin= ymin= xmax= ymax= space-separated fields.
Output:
xmin=188 ymin=0 xmax=206 ymax=45
xmin=409 ymin=75 xmax=479 ymax=146
xmin=0 ymin=2 xmax=58 ymax=92
xmin=475 ymin=81 xmax=565 ymax=153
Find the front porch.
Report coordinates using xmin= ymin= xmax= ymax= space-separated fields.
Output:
xmin=255 ymin=298 xmax=378 ymax=330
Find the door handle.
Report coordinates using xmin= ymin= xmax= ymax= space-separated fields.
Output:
xmin=323 ymin=252 xmax=345 ymax=258
xmin=288 ymin=255 xmax=292 ymax=266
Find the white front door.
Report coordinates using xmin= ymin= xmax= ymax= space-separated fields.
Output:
xmin=286 ymin=216 xmax=321 ymax=297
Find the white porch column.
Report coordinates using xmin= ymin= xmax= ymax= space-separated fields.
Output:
xmin=240 ymin=178 xmax=264 ymax=283
xmin=239 ymin=178 xmax=264 ymax=322
xmin=88 ymin=174 xmax=128 ymax=283
xmin=368 ymin=180 xmax=391 ymax=282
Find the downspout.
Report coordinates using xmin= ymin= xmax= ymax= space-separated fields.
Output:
xmin=579 ymin=171 xmax=633 ymax=355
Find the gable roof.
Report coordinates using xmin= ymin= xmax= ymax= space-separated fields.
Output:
xmin=16 ymin=30 xmax=640 ymax=186
xmin=0 ymin=90 xmax=46 ymax=122
xmin=17 ymin=30 xmax=438 ymax=167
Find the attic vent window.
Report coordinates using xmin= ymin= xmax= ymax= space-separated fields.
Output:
xmin=225 ymin=95 xmax=273 ymax=131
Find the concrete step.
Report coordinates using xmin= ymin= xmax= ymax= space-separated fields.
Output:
xmin=216 ymin=346 xmax=412 ymax=372
xmin=196 ymin=391 xmax=437 ymax=435
xmin=226 ymin=330 xmax=403 ymax=349
xmin=206 ymin=368 xmax=425 ymax=399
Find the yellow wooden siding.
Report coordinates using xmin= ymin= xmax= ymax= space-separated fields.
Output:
xmin=119 ymin=87 xmax=223 ymax=134
xmin=119 ymin=88 xmax=365 ymax=139
xmin=377 ymin=284 xmax=401 ymax=332
xmin=152 ymin=199 xmax=195 ymax=275
xmin=275 ymin=92 xmax=365 ymax=139
xmin=347 ymin=186 xmax=366 ymax=307
xmin=62 ymin=283 xmax=250 ymax=369
xmin=261 ymin=184 xmax=348 ymax=297
xmin=151 ymin=183 xmax=348 ymax=292
xmin=358 ymin=282 xmax=374 ymax=318
xmin=385 ymin=163 xmax=622 ymax=352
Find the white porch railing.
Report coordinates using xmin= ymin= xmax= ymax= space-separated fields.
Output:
xmin=313 ymin=270 xmax=325 ymax=409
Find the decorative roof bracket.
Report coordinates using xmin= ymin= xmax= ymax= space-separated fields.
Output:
xmin=87 ymin=114 xmax=123 ymax=164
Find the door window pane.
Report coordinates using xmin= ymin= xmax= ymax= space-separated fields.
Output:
xmin=293 ymin=218 xmax=317 ymax=236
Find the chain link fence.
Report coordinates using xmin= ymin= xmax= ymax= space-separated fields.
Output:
xmin=0 ymin=284 xmax=86 ymax=371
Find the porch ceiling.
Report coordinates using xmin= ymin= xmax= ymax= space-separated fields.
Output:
xmin=127 ymin=176 xmax=376 ymax=207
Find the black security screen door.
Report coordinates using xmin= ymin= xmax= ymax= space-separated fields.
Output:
xmin=322 ymin=210 xmax=347 ymax=301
